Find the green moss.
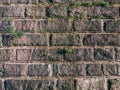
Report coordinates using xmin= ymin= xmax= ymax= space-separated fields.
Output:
xmin=92 ymin=15 xmax=105 ymax=19
xmin=63 ymin=47 xmax=73 ymax=54
xmin=71 ymin=1 xmax=81 ymax=7
xmin=94 ymin=1 xmax=109 ymax=7
xmin=82 ymin=1 xmax=93 ymax=7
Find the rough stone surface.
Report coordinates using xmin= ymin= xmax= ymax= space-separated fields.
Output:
xmin=94 ymin=48 xmax=113 ymax=61
xmin=14 ymin=20 xmax=36 ymax=33
xmin=4 ymin=80 xmax=54 ymax=90
xmin=2 ymin=34 xmax=48 ymax=46
xmin=86 ymin=64 xmax=102 ymax=76
xmin=83 ymin=34 xmax=120 ymax=46
xmin=115 ymin=48 xmax=120 ymax=61
xmin=57 ymin=80 xmax=75 ymax=90
xmin=37 ymin=19 xmax=72 ymax=33
xmin=104 ymin=20 xmax=120 ymax=33
xmin=28 ymin=64 xmax=51 ymax=76
xmin=26 ymin=6 xmax=46 ymax=18
xmin=108 ymin=79 xmax=120 ymax=90
xmin=77 ymin=78 xmax=105 ymax=90
xmin=16 ymin=49 xmax=31 ymax=62
xmin=53 ymin=63 xmax=85 ymax=76
xmin=0 ymin=6 xmax=25 ymax=17
xmin=64 ymin=48 xmax=93 ymax=61
xmin=31 ymin=48 xmax=48 ymax=61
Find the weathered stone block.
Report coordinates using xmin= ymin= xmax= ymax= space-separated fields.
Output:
xmin=102 ymin=64 xmax=119 ymax=76
xmin=0 ymin=49 xmax=15 ymax=61
xmin=37 ymin=19 xmax=72 ymax=33
xmin=57 ymin=79 xmax=75 ymax=90
xmin=86 ymin=64 xmax=102 ymax=76
xmin=74 ymin=19 xmax=102 ymax=33
xmin=53 ymin=63 xmax=85 ymax=76
xmin=39 ymin=0 xmax=52 ymax=3
xmin=0 ymin=6 xmax=25 ymax=17
xmin=108 ymin=79 xmax=120 ymax=90
xmin=2 ymin=34 xmax=48 ymax=46
xmin=0 ymin=0 xmax=10 ymax=4
xmin=50 ymin=34 xmax=81 ymax=46
xmin=47 ymin=5 xmax=68 ymax=17
xmin=94 ymin=48 xmax=113 ymax=61
xmin=83 ymin=34 xmax=120 ymax=46
xmin=1 ymin=64 xmax=26 ymax=77
xmin=14 ymin=20 xmax=36 ymax=33
xmin=10 ymin=0 xmax=28 ymax=4
xmin=77 ymin=78 xmax=105 ymax=90
xmin=4 ymin=80 xmax=54 ymax=90
xmin=16 ymin=49 xmax=31 ymax=62
xmin=104 ymin=20 xmax=120 ymax=33
xmin=64 ymin=48 xmax=93 ymax=61
xmin=31 ymin=48 xmax=48 ymax=61
xmin=28 ymin=64 xmax=51 ymax=76
xmin=52 ymin=0 xmax=72 ymax=3
xmin=48 ymin=48 xmax=63 ymax=61
xmin=26 ymin=6 xmax=46 ymax=18
xmin=0 ymin=20 xmax=12 ymax=33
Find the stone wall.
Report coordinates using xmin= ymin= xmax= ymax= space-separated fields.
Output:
xmin=0 ymin=0 xmax=120 ymax=90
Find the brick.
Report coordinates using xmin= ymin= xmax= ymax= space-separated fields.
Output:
xmin=86 ymin=64 xmax=102 ymax=76
xmin=108 ymin=79 xmax=120 ymax=90
xmin=48 ymin=48 xmax=63 ymax=61
xmin=52 ymin=0 xmax=72 ymax=3
xmin=83 ymin=34 xmax=120 ymax=46
xmin=74 ymin=19 xmax=102 ymax=33
xmin=0 ymin=49 xmax=15 ymax=61
xmin=16 ymin=49 xmax=31 ymax=62
xmin=26 ymin=6 xmax=46 ymax=18
xmin=37 ymin=19 xmax=72 ymax=33
xmin=0 ymin=20 xmax=12 ymax=33
xmin=28 ymin=64 xmax=51 ymax=76
xmin=77 ymin=78 xmax=105 ymax=90
xmin=94 ymin=48 xmax=113 ymax=61
xmin=102 ymin=64 xmax=119 ymax=76
xmin=104 ymin=20 xmax=120 ymax=33
xmin=57 ymin=79 xmax=75 ymax=90
xmin=53 ymin=63 xmax=85 ymax=76
xmin=4 ymin=80 xmax=54 ymax=90
xmin=69 ymin=6 xmax=119 ymax=18
xmin=0 ymin=64 xmax=26 ymax=77
xmin=47 ymin=5 xmax=68 ymax=17
xmin=64 ymin=48 xmax=93 ymax=61
xmin=115 ymin=48 xmax=120 ymax=61
xmin=2 ymin=34 xmax=48 ymax=46
xmin=14 ymin=20 xmax=36 ymax=33
xmin=31 ymin=48 xmax=48 ymax=61
xmin=0 ymin=6 xmax=25 ymax=17
xmin=51 ymin=34 xmax=81 ymax=46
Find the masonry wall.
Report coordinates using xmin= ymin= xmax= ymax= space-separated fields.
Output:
xmin=0 ymin=0 xmax=120 ymax=90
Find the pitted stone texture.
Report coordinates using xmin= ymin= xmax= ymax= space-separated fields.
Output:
xmin=10 ymin=0 xmax=28 ymax=4
xmin=74 ymin=19 xmax=102 ymax=33
xmin=31 ymin=48 xmax=48 ymax=61
xmin=57 ymin=79 xmax=75 ymax=90
xmin=69 ymin=6 xmax=119 ymax=18
xmin=47 ymin=5 xmax=68 ymax=17
xmin=86 ymin=64 xmax=102 ymax=76
xmin=14 ymin=20 xmax=36 ymax=33
xmin=53 ymin=63 xmax=85 ymax=76
xmin=0 ymin=49 xmax=15 ymax=61
xmin=4 ymin=80 xmax=54 ymax=90
xmin=37 ymin=19 xmax=72 ymax=33
xmin=28 ymin=64 xmax=51 ymax=76
xmin=94 ymin=48 xmax=113 ymax=61
xmin=83 ymin=34 xmax=120 ymax=46
xmin=115 ymin=48 xmax=120 ymax=61
xmin=64 ymin=48 xmax=93 ymax=61
xmin=0 ymin=6 xmax=25 ymax=17
xmin=2 ymin=34 xmax=48 ymax=46
xmin=104 ymin=20 xmax=120 ymax=33
xmin=26 ymin=6 xmax=46 ymax=18
xmin=51 ymin=34 xmax=81 ymax=46
xmin=16 ymin=49 xmax=31 ymax=62
xmin=77 ymin=78 xmax=105 ymax=90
